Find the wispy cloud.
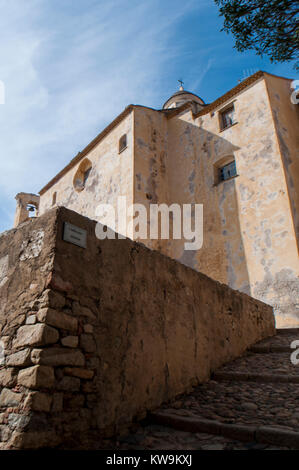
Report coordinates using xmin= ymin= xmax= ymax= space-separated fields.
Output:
xmin=190 ymin=58 xmax=215 ymax=96
xmin=0 ymin=0 xmax=295 ymax=232
xmin=0 ymin=0 xmax=205 ymax=231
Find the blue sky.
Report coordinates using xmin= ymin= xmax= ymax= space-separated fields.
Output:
xmin=0 ymin=0 xmax=296 ymax=232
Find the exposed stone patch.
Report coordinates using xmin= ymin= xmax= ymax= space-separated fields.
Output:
xmin=37 ymin=308 xmax=78 ymax=332
xmin=5 ymin=349 xmax=32 ymax=367
xmin=254 ymin=268 xmax=299 ymax=325
xmin=64 ymin=367 xmax=94 ymax=380
xmin=26 ymin=315 xmax=36 ymax=325
xmin=18 ymin=365 xmax=55 ymax=389
xmin=0 ymin=207 xmax=275 ymax=449
xmin=24 ymin=392 xmax=52 ymax=412
xmin=13 ymin=324 xmax=59 ymax=349
xmin=31 ymin=348 xmax=85 ymax=367
xmin=0 ymin=388 xmax=22 ymax=407
xmin=19 ymin=230 xmax=44 ymax=261
xmin=0 ymin=255 xmax=9 ymax=288
xmin=0 ymin=369 xmax=17 ymax=387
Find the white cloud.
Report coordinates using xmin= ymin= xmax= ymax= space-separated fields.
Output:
xmin=0 ymin=0 xmax=208 ymax=231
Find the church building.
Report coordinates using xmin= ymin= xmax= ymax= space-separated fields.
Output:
xmin=14 ymin=71 xmax=299 ymax=327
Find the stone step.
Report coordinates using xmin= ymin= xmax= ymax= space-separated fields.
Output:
xmin=249 ymin=345 xmax=291 ymax=353
xmin=154 ymin=380 xmax=299 ymax=437
xmin=216 ymin=349 xmax=298 ymax=380
xmin=116 ymin=329 xmax=299 ymax=450
xmin=149 ymin=411 xmax=299 ymax=449
xmin=276 ymin=328 xmax=299 ymax=335
xmin=247 ymin=329 xmax=299 ymax=353
xmin=213 ymin=371 xmax=299 ymax=383
xmin=113 ymin=423 xmax=289 ymax=450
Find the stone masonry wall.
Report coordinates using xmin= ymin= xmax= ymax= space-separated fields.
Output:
xmin=0 ymin=207 xmax=275 ymax=449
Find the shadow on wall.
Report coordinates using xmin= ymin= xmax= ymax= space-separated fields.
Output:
xmin=164 ymin=116 xmax=251 ymax=296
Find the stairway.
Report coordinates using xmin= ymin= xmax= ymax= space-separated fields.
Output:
xmin=114 ymin=329 xmax=299 ymax=450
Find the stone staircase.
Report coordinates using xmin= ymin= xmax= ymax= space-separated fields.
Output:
xmin=113 ymin=329 xmax=299 ymax=450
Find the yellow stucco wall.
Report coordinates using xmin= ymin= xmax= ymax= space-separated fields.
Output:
xmin=133 ymin=106 xmax=169 ymax=252
xmin=196 ymin=76 xmax=299 ymax=327
xmin=264 ymin=74 xmax=299 ymax=246
xmin=35 ymin=74 xmax=298 ymax=326
xmin=39 ymin=111 xmax=134 ymax=237
xmin=133 ymin=76 xmax=299 ymax=326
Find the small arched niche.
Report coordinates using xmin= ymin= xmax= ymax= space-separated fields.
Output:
xmin=73 ymin=158 xmax=92 ymax=192
xmin=26 ymin=202 xmax=38 ymax=218
xmin=52 ymin=192 xmax=57 ymax=206
xmin=119 ymin=134 xmax=127 ymax=153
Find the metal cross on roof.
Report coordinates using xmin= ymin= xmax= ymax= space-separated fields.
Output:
xmin=178 ymin=79 xmax=184 ymax=89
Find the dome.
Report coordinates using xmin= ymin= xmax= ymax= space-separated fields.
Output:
xmin=163 ymin=86 xmax=205 ymax=110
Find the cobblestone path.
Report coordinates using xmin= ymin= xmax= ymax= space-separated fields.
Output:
xmin=113 ymin=329 xmax=299 ymax=450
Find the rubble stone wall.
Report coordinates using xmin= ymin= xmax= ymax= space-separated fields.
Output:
xmin=0 ymin=207 xmax=275 ymax=449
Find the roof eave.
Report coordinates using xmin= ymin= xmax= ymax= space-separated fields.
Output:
xmin=39 ymin=105 xmax=135 ymax=195
xmin=194 ymin=71 xmax=265 ymax=118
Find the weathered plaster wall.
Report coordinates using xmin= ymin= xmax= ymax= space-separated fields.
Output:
xmin=164 ymin=78 xmax=299 ymax=326
xmin=260 ymin=74 xmax=299 ymax=327
xmin=166 ymin=108 xmax=244 ymax=289
xmin=0 ymin=207 xmax=275 ymax=449
xmin=265 ymin=74 xmax=299 ymax=244
xmin=39 ymin=111 xmax=134 ymax=237
xmin=133 ymin=106 xmax=169 ymax=252
xmin=30 ymin=74 xmax=299 ymax=328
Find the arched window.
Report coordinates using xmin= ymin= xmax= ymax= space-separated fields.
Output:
xmin=73 ymin=158 xmax=92 ymax=192
xmin=219 ymin=160 xmax=237 ymax=182
xmin=219 ymin=103 xmax=236 ymax=131
xmin=26 ymin=202 xmax=38 ymax=218
xmin=119 ymin=134 xmax=127 ymax=153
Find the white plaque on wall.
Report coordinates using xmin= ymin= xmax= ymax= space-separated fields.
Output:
xmin=63 ymin=222 xmax=87 ymax=248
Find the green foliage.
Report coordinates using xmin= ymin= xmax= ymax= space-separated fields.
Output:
xmin=215 ymin=0 xmax=299 ymax=69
